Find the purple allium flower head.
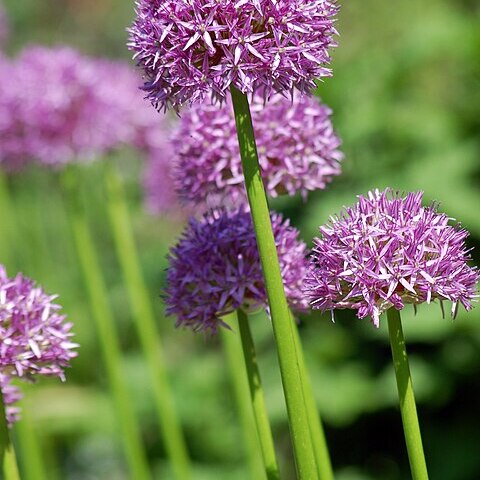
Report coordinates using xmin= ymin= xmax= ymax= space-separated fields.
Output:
xmin=0 ymin=46 xmax=170 ymax=170
xmin=0 ymin=265 xmax=78 ymax=380
xmin=0 ymin=374 xmax=22 ymax=426
xmin=172 ymin=92 xmax=342 ymax=205
xmin=144 ymin=144 xmax=182 ymax=215
xmin=304 ymin=189 xmax=479 ymax=327
xmin=165 ymin=208 xmax=308 ymax=332
xmin=128 ymin=0 xmax=339 ymax=110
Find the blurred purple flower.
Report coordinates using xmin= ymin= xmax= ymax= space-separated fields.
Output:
xmin=304 ymin=189 xmax=479 ymax=326
xmin=165 ymin=208 xmax=308 ymax=332
xmin=0 ymin=374 xmax=22 ymax=426
xmin=0 ymin=265 xmax=77 ymax=380
xmin=0 ymin=46 xmax=170 ymax=169
xmin=128 ymin=0 xmax=339 ymax=110
xmin=172 ymin=92 xmax=342 ymax=205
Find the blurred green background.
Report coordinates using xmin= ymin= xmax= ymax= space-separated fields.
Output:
xmin=1 ymin=0 xmax=480 ymax=478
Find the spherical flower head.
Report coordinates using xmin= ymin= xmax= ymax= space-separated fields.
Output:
xmin=0 ymin=266 xmax=78 ymax=379
xmin=0 ymin=374 xmax=22 ymax=426
xmin=0 ymin=46 xmax=170 ymax=170
xmin=128 ymin=0 xmax=339 ymax=111
xmin=304 ymin=189 xmax=479 ymax=327
xmin=143 ymin=143 xmax=184 ymax=215
xmin=165 ymin=208 xmax=308 ymax=332
xmin=172 ymin=92 xmax=342 ymax=205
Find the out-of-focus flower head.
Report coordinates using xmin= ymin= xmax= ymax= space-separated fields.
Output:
xmin=165 ymin=207 xmax=308 ymax=332
xmin=128 ymin=0 xmax=339 ymax=111
xmin=0 ymin=265 xmax=78 ymax=379
xmin=0 ymin=46 xmax=170 ymax=170
xmin=143 ymin=142 xmax=182 ymax=215
xmin=0 ymin=374 xmax=22 ymax=426
xmin=172 ymin=92 xmax=342 ymax=205
xmin=304 ymin=189 xmax=479 ymax=326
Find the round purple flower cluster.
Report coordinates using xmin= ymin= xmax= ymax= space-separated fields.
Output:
xmin=0 ymin=46 xmax=169 ymax=170
xmin=304 ymin=189 xmax=479 ymax=326
xmin=129 ymin=0 xmax=339 ymax=110
xmin=0 ymin=266 xmax=77 ymax=379
xmin=171 ymin=92 xmax=342 ymax=206
xmin=165 ymin=208 xmax=308 ymax=332
xmin=0 ymin=266 xmax=77 ymax=425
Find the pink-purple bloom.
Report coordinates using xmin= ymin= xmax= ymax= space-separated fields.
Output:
xmin=304 ymin=189 xmax=479 ymax=326
xmin=0 ymin=266 xmax=77 ymax=426
xmin=165 ymin=208 xmax=308 ymax=332
xmin=0 ymin=46 xmax=169 ymax=170
xmin=128 ymin=0 xmax=339 ymax=110
xmin=171 ymin=92 xmax=342 ymax=205
xmin=0 ymin=266 xmax=77 ymax=380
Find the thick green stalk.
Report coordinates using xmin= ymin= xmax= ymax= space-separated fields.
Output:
xmin=0 ymin=392 xmax=20 ymax=480
xmin=230 ymin=85 xmax=317 ymax=479
xmin=237 ymin=309 xmax=280 ymax=480
xmin=62 ymin=168 xmax=150 ymax=480
xmin=387 ymin=308 xmax=429 ymax=480
xmin=104 ymin=164 xmax=191 ymax=480
xmin=12 ymin=403 xmax=47 ymax=480
xmin=291 ymin=320 xmax=333 ymax=480
xmin=220 ymin=312 xmax=267 ymax=480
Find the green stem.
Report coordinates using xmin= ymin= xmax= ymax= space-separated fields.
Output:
xmin=104 ymin=163 xmax=191 ymax=480
xmin=61 ymin=167 xmax=150 ymax=480
xmin=12 ymin=402 xmax=47 ymax=480
xmin=230 ymin=86 xmax=317 ymax=479
xmin=220 ymin=312 xmax=267 ymax=480
xmin=387 ymin=308 xmax=429 ymax=480
xmin=291 ymin=320 xmax=333 ymax=480
xmin=237 ymin=309 xmax=280 ymax=480
xmin=0 ymin=392 xmax=20 ymax=480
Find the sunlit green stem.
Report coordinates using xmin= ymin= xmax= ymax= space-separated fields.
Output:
xmin=291 ymin=319 xmax=334 ymax=480
xmin=387 ymin=308 xmax=429 ymax=480
xmin=104 ymin=163 xmax=191 ymax=480
xmin=237 ymin=309 xmax=280 ymax=480
xmin=0 ymin=392 xmax=20 ymax=480
xmin=220 ymin=312 xmax=267 ymax=480
xmin=61 ymin=167 xmax=150 ymax=480
xmin=230 ymin=86 xmax=317 ymax=479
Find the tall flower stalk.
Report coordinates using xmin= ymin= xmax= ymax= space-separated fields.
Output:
xmin=62 ymin=167 xmax=150 ymax=480
xmin=230 ymin=86 xmax=317 ymax=477
xmin=291 ymin=319 xmax=333 ymax=480
xmin=220 ymin=312 xmax=268 ymax=480
xmin=387 ymin=308 xmax=428 ymax=479
xmin=104 ymin=163 xmax=191 ymax=480
xmin=237 ymin=309 xmax=280 ymax=480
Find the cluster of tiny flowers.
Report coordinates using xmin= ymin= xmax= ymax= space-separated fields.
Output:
xmin=171 ymin=92 xmax=342 ymax=206
xmin=0 ymin=266 xmax=77 ymax=425
xmin=129 ymin=0 xmax=339 ymax=110
xmin=304 ymin=189 xmax=479 ymax=326
xmin=165 ymin=208 xmax=308 ymax=332
xmin=0 ymin=46 xmax=170 ymax=170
